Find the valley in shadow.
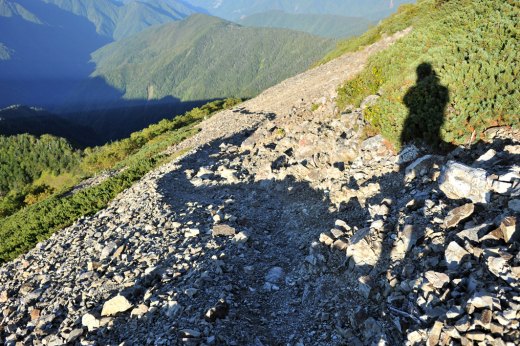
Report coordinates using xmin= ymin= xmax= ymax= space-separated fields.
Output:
xmin=0 ymin=0 xmax=111 ymax=108
xmin=0 ymin=1 xmax=221 ymax=147
xmin=1 ymin=75 xmax=221 ymax=147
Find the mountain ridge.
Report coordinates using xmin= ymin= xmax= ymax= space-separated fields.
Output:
xmin=0 ymin=17 xmax=518 ymax=344
xmin=238 ymin=10 xmax=372 ymax=39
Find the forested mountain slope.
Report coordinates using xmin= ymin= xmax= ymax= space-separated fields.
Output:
xmin=89 ymin=14 xmax=335 ymax=102
xmin=0 ymin=0 xmax=197 ymax=109
xmin=41 ymin=0 xmax=199 ymax=40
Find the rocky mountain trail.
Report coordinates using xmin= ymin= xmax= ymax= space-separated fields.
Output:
xmin=1 ymin=27 xmax=520 ymax=346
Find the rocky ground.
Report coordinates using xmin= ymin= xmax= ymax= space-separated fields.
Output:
xmin=1 ymin=28 xmax=519 ymax=346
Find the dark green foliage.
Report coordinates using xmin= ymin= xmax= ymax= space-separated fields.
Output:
xmin=238 ymin=11 xmax=372 ymax=39
xmin=0 ymin=98 xmax=240 ymax=262
xmin=0 ymin=134 xmax=80 ymax=194
xmin=335 ymin=0 xmax=519 ymax=148
xmin=91 ymin=14 xmax=335 ymax=102
xmin=0 ymin=157 xmax=156 ymax=262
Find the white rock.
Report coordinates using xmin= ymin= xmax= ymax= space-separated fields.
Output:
xmin=346 ymin=228 xmax=381 ymax=269
xmin=334 ymin=219 xmax=350 ymax=231
xmin=500 ymin=216 xmax=518 ymax=243
xmin=438 ymin=161 xmax=490 ymax=203
xmin=131 ymin=304 xmax=149 ymax=317
xmin=185 ymin=228 xmax=200 ymax=238
xmin=445 ymin=241 xmax=470 ymax=270
xmin=100 ymin=242 xmax=118 ymax=260
xmin=424 ymin=271 xmax=450 ymax=289
xmin=233 ymin=231 xmax=249 ymax=243
xmin=82 ymin=313 xmax=100 ymax=331
xmin=398 ymin=145 xmax=420 ymax=165
xmin=101 ymin=295 xmax=133 ymax=316
xmin=490 ymin=180 xmax=512 ymax=194
xmin=476 ymin=149 xmax=496 ymax=162
xmin=390 ymin=225 xmax=416 ymax=261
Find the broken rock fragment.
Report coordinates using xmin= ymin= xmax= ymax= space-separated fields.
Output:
xmin=82 ymin=313 xmax=100 ymax=331
xmin=445 ymin=241 xmax=469 ymax=270
xmin=443 ymin=203 xmax=474 ymax=229
xmin=204 ymin=299 xmax=229 ymax=322
xmin=0 ymin=290 xmax=8 ymax=303
xmin=438 ymin=161 xmax=490 ymax=203
xmin=424 ymin=271 xmax=450 ymax=289
xmin=346 ymin=228 xmax=381 ymax=271
xmin=101 ymin=295 xmax=133 ymax=316
xmin=390 ymin=224 xmax=416 ymax=261
xmin=500 ymin=216 xmax=518 ymax=243
xmin=212 ymin=224 xmax=236 ymax=237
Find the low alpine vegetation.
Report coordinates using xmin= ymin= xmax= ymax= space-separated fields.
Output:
xmin=333 ymin=0 xmax=518 ymax=147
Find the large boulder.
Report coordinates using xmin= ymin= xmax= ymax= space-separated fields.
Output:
xmin=438 ymin=161 xmax=490 ymax=203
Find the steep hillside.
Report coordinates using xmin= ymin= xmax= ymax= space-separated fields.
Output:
xmin=0 ymin=98 xmax=240 ymax=254
xmin=89 ymin=14 xmax=335 ymax=102
xmin=333 ymin=0 xmax=519 ymax=148
xmin=238 ymin=10 xmax=372 ymax=39
xmin=0 ymin=0 xmax=197 ymax=109
xmin=0 ymin=0 xmax=110 ymax=108
xmin=185 ymin=0 xmax=416 ymax=21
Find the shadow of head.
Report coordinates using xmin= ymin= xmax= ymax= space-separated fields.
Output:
xmin=415 ymin=62 xmax=436 ymax=82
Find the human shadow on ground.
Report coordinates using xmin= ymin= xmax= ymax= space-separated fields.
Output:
xmin=400 ymin=62 xmax=455 ymax=153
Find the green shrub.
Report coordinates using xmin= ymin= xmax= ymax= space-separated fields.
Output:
xmin=335 ymin=0 xmax=519 ymax=148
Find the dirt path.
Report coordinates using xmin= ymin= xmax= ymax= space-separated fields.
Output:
xmin=0 ymin=29 xmax=414 ymax=346
xmin=164 ymin=28 xmax=412 ymax=158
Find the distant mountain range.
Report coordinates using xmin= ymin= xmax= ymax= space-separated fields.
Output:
xmin=238 ymin=11 xmax=373 ymax=39
xmin=0 ymin=0 xmax=339 ymax=112
xmin=40 ymin=0 xmax=201 ymax=40
xmin=185 ymin=0 xmax=416 ymax=21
